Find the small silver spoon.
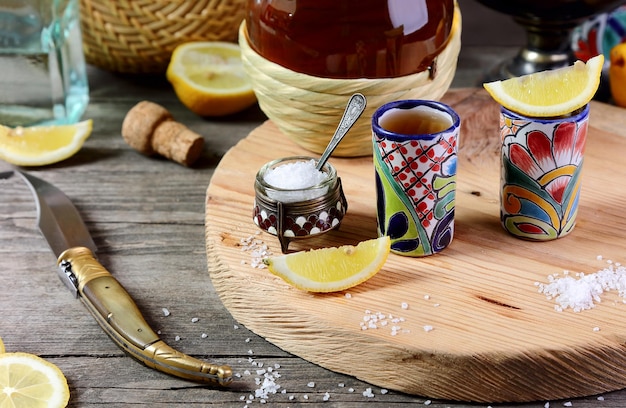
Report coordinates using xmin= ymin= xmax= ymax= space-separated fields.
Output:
xmin=316 ymin=93 xmax=367 ymax=171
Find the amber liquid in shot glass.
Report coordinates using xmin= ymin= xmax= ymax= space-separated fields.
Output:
xmin=379 ymin=108 xmax=453 ymax=135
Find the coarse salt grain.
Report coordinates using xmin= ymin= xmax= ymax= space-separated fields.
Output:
xmin=238 ymin=356 xmax=283 ymax=405
xmin=360 ymin=310 xmax=409 ymax=335
xmin=537 ymin=259 xmax=626 ymax=312
xmin=263 ymin=159 xmax=329 ymax=203
xmin=240 ymin=234 xmax=272 ymax=269
xmin=162 ymin=308 xmax=170 ymax=316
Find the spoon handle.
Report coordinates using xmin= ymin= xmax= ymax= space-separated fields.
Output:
xmin=316 ymin=93 xmax=367 ymax=170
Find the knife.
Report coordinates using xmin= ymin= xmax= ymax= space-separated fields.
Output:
xmin=2 ymin=168 xmax=232 ymax=386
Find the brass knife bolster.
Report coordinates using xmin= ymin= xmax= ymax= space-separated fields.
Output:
xmin=57 ymin=246 xmax=232 ymax=385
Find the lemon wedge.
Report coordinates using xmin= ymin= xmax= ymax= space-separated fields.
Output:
xmin=264 ymin=236 xmax=391 ymax=293
xmin=0 ymin=120 xmax=93 ymax=166
xmin=483 ymin=54 xmax=604 ymax=117
xmin=0 ymin=352 xmax=70 ymax=408
xmin=0 ymin=336 xmax=4 ymax=354
xmin=166 ymin=41 xmax=257 ymax=117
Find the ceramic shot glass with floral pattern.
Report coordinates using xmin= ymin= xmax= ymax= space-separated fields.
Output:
xmin=500 ymin=104 xmax=590 ymax=241
xmin=372 ymin=100 xmax=460 ymax=257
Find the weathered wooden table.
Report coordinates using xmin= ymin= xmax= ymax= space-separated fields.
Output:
xmin=1 ymin=50 xmax=624 ymax=407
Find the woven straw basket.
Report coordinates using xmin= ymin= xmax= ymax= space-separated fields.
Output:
xmin=80 ymin=0 xmax=246 ymax=74
xmin=240 ymin=3 xmax=462 ymax=157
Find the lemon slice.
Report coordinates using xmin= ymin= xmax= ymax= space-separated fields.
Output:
xmin=264 ymin=236 xmax=391 ymax=293
xmin=0 ymin=120 xmax=93 ymax=166
xmin=166 ymin=41 xmax=257 ymax=117
xmin=483 ymin=54 xmax=604 ymax=117
xmin=610 ymin=43 xmax=626 ymax=107
xmin=0 ymin=336 xmax=4 ymax=354
xmin=0 ymin=352 xmax=70 ymax=408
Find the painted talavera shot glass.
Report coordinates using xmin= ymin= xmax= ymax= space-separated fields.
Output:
xmin=500 ymin=104 xmax=590 ymax=240
xmin=372 ymin=100 xmax=460 ymax=257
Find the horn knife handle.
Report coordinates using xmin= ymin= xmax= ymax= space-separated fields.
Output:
xmin=57 ymin=246 xmax=232 ymax=386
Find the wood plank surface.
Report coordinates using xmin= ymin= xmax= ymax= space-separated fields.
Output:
xmin=2 ymin=64 xmax=626 ymax=407
xmin=206 ymin=88 xmax=626 ymax=403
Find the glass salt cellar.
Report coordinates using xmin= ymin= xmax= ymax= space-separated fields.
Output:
xmin=253 ymin=156 xmax=348 ymax=253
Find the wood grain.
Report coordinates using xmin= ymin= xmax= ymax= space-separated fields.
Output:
xmin=206 ymin=88 xmax=626 ymax=403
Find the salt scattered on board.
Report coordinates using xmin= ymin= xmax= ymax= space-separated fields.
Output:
xmin=536 ymin=259 xmax=626 ymax=312
xmin=240 ymin=232 xmax=272 ymax=269
xmin=360 ymin=309 xmax=409 ymax=335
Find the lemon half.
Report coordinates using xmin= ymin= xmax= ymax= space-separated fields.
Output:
xmin=166 ymin=41 xmax=257 ymax=117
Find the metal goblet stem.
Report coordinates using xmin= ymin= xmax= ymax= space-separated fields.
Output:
xmin=475 ymin=0 xmax=625 ymax=81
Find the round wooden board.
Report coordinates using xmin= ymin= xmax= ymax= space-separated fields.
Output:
xmin=205 ymin=89 xmax=626 ymax=403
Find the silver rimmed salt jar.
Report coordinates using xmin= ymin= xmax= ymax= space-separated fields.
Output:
xmin=253 ymin=156 xmax=348 ymax=253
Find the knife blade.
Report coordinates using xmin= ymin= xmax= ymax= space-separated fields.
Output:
xmin=7 ymin=169 xmax=232 ymax=386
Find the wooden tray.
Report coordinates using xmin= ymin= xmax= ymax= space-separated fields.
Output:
xmin=205 ymin=89 xmax=626 ymax=403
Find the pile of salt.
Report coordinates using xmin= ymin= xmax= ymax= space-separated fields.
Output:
xmin=263 ymin=159 xmax=329 ymax=203
xmin=537 ymin=260 xmax=626 ymax=312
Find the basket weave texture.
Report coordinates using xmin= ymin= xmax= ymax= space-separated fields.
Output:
xmin=80 ymin=0 xmax=246 ymax=74
xmin=240 ymin=3 xmax=462 ymax=157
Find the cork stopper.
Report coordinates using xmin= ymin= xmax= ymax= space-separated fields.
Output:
xmin=121 ymin=101 xmax=204 ymax=166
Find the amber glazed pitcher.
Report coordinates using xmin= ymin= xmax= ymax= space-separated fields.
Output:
xmin=240 ymin=0 xmax=461 ymax=157
xmin=245 ymin=0 xmax=455 ymax=79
